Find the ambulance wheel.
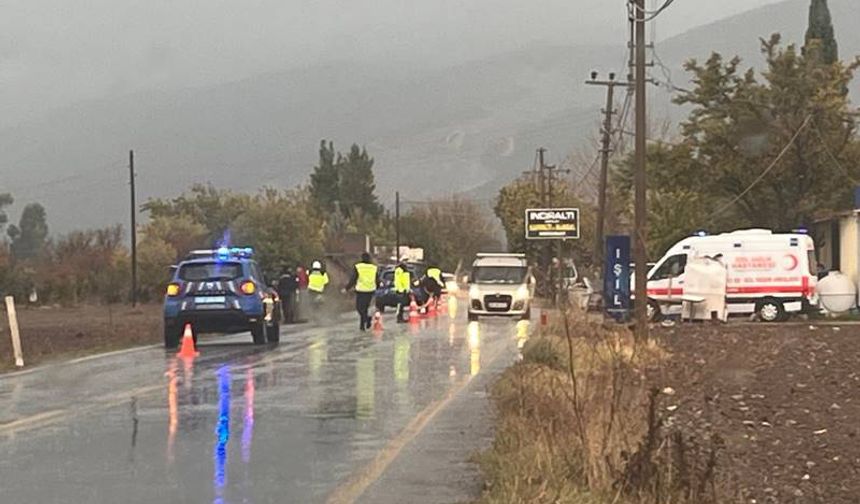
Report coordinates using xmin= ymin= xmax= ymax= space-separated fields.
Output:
xmin=646 ymin=299 xmax=663 ymax=323
xmin=756 ymin=299 xmax=785 ymax=323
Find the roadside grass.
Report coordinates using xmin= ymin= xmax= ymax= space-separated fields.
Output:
xmin=475 ymin=311 xmax=730 ymax=504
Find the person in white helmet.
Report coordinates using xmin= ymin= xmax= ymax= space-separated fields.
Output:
xmin=307 ymin=260 xmax=329 ymax=296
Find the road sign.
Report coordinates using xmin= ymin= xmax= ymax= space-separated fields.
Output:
xmin=604 ymin=235 xmax=631 ymax=321
xmin=524 ymin=208 xmax=580 ymax=240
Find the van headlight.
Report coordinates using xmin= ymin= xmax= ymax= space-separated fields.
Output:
xmin=469 ymin=285 xmax=480 ymax=299
xmin=515 ymin=285 xmax=530 ymax=301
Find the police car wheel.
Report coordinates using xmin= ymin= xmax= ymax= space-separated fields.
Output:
xmin=266 ymin=321 xmax=280 ymax=343
xmin=164 ymin=326 xmax=182 ymax=349
xmin=468 ymin=312 xmax=479 ymax=322
xmin=251 ymin=321 xmax=267 ymax=345
xmin=521 ymin=307 xmax=531 ymax=321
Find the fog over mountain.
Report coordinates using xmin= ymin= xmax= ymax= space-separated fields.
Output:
xmin=5 ymin=0 xmax=855 ymax=233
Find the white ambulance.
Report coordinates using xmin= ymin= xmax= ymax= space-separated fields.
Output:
xmin=646 ymin=230 xmax=817 ymax=322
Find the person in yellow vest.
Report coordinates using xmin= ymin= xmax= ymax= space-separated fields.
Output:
xmin=394 ymin=262 xmax=412 ymax=323
xmin=307 ymin=260 xmax=329 ymax=298
xmin=424 ymin=263 xmax=445 ymax=309
xmin=345 ymin=252 xmax=379 ymax=331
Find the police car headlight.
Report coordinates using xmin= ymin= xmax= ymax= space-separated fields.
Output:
xmin=469 ymin=285 xmax=480 ymax=300
xmin=515 ymin=285 xmax=530 ymax=301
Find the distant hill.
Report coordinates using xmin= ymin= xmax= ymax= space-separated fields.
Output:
xmin=2 ymin=0 xmax=858 ymax=233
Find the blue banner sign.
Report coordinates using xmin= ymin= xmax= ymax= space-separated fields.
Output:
xmin=604 ymin=235 xmax=631 ymax=321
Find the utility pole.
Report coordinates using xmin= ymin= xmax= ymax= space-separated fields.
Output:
xmin=128 ymin=150 xmax=138 ymax=307
xmin=586 ymin=71 xmax=630 ymax=264
xmin=633 ymin=0 xmax=648 ymax=338
xmin=395 ymin=191 xmax=400 ymax=264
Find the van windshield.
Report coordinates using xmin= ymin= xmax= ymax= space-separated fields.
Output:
xmin=473 ymin=266 xmax=527 ymax=285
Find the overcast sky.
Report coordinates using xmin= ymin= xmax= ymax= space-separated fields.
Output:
xmin=0 ymin=0 xmax=782 ymax=126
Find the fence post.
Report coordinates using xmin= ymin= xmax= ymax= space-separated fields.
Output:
xmin=5 ymin=296 xmax=24 ymax=367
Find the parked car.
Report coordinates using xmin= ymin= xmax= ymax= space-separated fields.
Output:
xmin=374 ymin=263 xmax=430 ymax=312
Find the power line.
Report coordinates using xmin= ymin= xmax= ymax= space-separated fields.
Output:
xmin=710 ymin=115 xmax=813 ymax=218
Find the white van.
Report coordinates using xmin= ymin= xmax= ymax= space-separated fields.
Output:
xmin=468 ymin=253 xmax=534 ymax=321
xmin=646 ymin=230 xmax=817 ymax=322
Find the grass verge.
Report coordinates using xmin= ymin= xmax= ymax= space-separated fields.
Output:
xmin=474 ymin=311 xmax=731 ymax=504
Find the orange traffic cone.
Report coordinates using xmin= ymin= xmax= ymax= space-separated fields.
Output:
xmin=372 ymin=311 xmax=384 ymax=331
xmin=177 ymin=323 xmax=199 ymax=358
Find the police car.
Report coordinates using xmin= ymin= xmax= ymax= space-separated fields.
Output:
xmin=374 ymin=263 xmax=430 ymax=313
xmin=163 ymin=247 xmax=280 ymax=348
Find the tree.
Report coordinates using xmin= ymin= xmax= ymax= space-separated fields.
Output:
xmin=613 ymin=35 xmax=860 ymax=256
xmin=141 ymin=215 xmax=207 ymax=261
xmin=142 ymin=184 xmax=252 ymax=245
xmin=805 ymin=0 xmax=838 ymax=65
xmin=8 ymin=203 xmax=48 ymax=261
xmin=495 ymin=178 xmax=596 ymax=268
xmin=401 ymin=197 xmax=501 ymax=272
xmin=233 ymin=187 xmax=325 ymax=278
xmin=309 ymin=140 xmax=383 ymax=220
xmin=137 ymin=236 xmax=176 ymax=301
xmin=309 ymin=140 xmax=341 ymax=215
xmin=339 ymin=144 xmax=383 ymax=219
xmin=0 ymin=193 xmax=12 ymax=232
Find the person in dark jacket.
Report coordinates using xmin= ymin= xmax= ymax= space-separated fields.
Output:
xmin=277 ymin=268 xmax=299 ymax=324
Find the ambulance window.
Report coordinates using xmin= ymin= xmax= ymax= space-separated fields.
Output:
xmin=650 ymin=255 xmax=687 ymax=281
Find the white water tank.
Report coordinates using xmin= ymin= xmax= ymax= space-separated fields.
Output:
xmin=817 ymin=272 xmax=857 ymax=314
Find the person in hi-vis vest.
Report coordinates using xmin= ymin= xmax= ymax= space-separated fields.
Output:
xmin=394 ymin=262 xmax=411 ymax=323
xmin=344 ymin=252 xmax=379 ymax=331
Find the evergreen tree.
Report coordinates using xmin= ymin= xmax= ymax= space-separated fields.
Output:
xmin=8 ymin=203 xmax=48 ymax=260
xmin=309 ymin=140 xmax=341 ymax=214
xmin=805 ymin=0 xmax=838 ymax=65
xmin=338 ymin=144 xmax=383 ymax=219
xmin=0 ymin=193 xmax=12 ymax=232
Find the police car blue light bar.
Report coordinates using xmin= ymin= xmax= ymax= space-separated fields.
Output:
xmin=188 ymin=247 xmax=255 ymax=260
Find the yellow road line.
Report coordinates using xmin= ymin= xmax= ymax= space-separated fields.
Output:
xmin=325 ymin=326 xmax=511 ymax=504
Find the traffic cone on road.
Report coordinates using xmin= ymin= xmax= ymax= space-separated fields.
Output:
xmin=372 ymin=311 xmax=384 ymax=332
xmin=177 ymin=324 xmax=199 ymax=358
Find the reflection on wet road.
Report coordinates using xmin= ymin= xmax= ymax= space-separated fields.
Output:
xmin=0 ymin=302 xmax=524 ymax=503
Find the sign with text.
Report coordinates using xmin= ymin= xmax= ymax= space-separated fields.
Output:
xmin=524 ymin=208 xmax=580 ymax=240
xmin=604 ymin=235 xmax=631 ymax=321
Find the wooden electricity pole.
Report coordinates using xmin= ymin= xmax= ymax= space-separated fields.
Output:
xmin=586 ymin=72 xmax=630 ymax=263
xmin=129 ymin=150 xmax=138 ymax=307
xmin=633 ymin=0 xmax=649 ymax=337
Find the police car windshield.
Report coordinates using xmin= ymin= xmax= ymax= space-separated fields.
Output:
xmin=473 ymin=266 xmax=527 ymax=284
xmin=179 ymin=262 xmax=243 ymax=281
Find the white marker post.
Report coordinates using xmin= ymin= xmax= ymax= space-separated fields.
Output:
xmin=5 ymin=296 xmax=24 ymax=367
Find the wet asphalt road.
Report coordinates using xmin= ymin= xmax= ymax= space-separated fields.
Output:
xmin=0 ymin=299 xmax=528 ymax=504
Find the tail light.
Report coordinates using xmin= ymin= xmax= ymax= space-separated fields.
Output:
xmin=240 ymin=281 xmax=257 ymax=295
xmin=166 ymin=283 xmax=181 ymax=297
